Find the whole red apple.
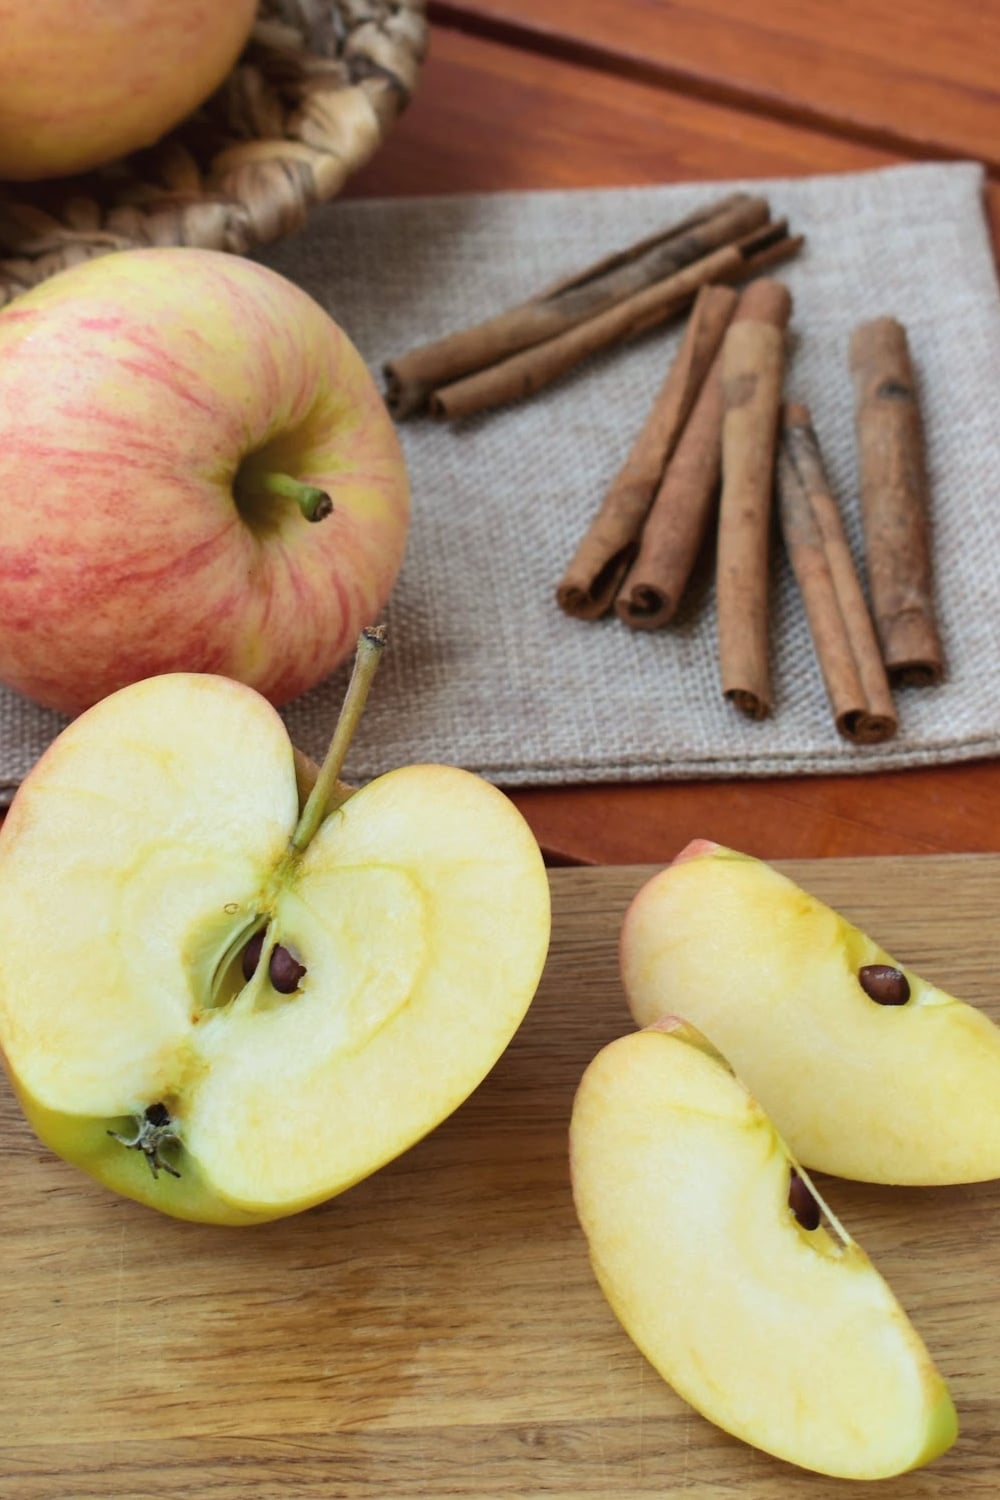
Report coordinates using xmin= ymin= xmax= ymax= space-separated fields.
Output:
xmin=0 ymin=0 xmax=257 ymax=181
xmin=0 ymin=247 xmax=410 ymax=714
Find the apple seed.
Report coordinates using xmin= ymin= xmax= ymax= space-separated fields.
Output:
xmin=269 ymin=944 xmax=306 ymax=994
xmin=107 ymin=1103 xmax=181 ymax=1179
xmin=858 ymin=964 xmax=910 ymax=1006
xmin=241 ymin=928 xmax=266 ymax=981
xmin=788 ymin=1168 xmax=821 ymax=1231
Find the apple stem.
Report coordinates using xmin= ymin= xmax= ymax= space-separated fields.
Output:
xmin=259 ymin=471 xmax=333 ymax=523
xmin=289 ymin=626 xmax=386 ymax=854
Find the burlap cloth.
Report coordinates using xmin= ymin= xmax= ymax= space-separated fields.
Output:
xmin=2 ymin=161 xmax=999 ymax=802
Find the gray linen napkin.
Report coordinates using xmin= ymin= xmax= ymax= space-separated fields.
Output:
xmin=2 ymin=161 xmax=999 ymax=802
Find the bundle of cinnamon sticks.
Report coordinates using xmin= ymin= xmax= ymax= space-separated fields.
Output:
xmin=556 ymin=286 xmax=943 ymax=744
xmin=387 ymin=189 xmax=942 ymax=744
xmin=384 ymin=191 xmax=802 ymax=420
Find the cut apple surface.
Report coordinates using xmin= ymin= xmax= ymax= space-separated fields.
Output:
xmin=621 ymin=840 xmax=1000 ymax=1184
xmin=0 ymin=670 xmax=551 ymax=1223
xmin=570 ymin=1019 xmax=958 ymax=1479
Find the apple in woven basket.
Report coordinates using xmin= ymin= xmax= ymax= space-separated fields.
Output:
xmin=621 ymin=839 xmax=1000 ymax=1184
xmin=570 ymin=1018 xmax=958 ymax=1479
xmin=0 ymin=246 xmax=409 ymax=716
xmin=0 ymin=632 xmax=552 ymax=1224
xmin=0 ymin=0 xmax=257 ymax=181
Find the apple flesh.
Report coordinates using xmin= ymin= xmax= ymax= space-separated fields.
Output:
xmin=570 ymin=1018 xmax=958 ymax=1479
xmin=0 ymin=247 xmax=409 ymax=715
xmin=621 ymin=840 xmax=1000 ymax=1184
xmin=0 ymin=0 xmax=257 ymax=181
xmin=0 ymin=667 xmax=551 ymax=1223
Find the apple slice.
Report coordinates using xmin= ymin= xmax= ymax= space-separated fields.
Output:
xmin=570 ymin=1019 xmax=958 ymax=1479
xmin=621 ymin=840 xmax=1000 ymax=1184
xmin=0 ymin=636 xmax=551 ymax=1223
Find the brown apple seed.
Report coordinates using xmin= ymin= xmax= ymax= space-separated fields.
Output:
xmin=788 ymin=1168 xmax=821 ymax=1231
xmin=858 ymin=964 xmax=910 ymax=1006
xmin=269 ymin=944 xmax=306 ymax=994
xmin=241 ymin=928 xmax=266 ymax=981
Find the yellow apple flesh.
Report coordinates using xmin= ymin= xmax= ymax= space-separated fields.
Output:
xmin=0 ymin=248 xmax=409 ymax=714
xmin=0 ymin=672 xmax=551 ymax=1223
xmin=0 ymin=0 xmax=257 ymax=181
xmin=570 ymin=1019 xmax=957 ymax=1479
xmin=621 ymin=840 xmax=1000 ymax=1184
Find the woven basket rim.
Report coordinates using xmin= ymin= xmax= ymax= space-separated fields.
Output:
xmin=0 ymin=0 xmax=428 ymax=307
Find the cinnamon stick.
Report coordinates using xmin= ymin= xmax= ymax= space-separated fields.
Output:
xmin=849 ymin=317 xmax=943 ymax=686
xmin=556 ymin=284 xmax=738 ymax=620
xmin=430 ymin=221 xmax=802 ymax=421
xmin=715 ymin=279 xmax=793 ymax=720
xmin=778 ymin=404 xmax=897 ymax=743
xmin=614 ymin=334 xmax=729 ymax=630
xmin=383 ymin=192 xmax=770 ymax=417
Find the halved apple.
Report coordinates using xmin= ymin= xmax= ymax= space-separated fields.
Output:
xmin=570 ymin=1018 xmax=958 ymax=1479
xmin=0 ymin=642 xmax=551 ymax=1223
xmin=621 ymin=840 xmax=1000 ymax=1184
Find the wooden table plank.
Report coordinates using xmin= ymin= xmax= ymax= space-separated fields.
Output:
xmin=431 ymin=0 xmax=1000 ymax=168
xmin=3 ymin=857 xmax=1000 ymax=1496
xmin=513 ymin=760 xmax=1000 ymax=866
xmin=346 ymin=23 xmax=894 ymax=199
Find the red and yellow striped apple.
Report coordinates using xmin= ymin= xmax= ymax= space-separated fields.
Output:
xmin=0 ymin=0 xmax=257 ymax=181
xmin=0 ymin=247 xmax=409 ymax=715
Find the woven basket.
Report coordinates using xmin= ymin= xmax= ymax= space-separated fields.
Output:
xmin=0 ymin=0 xmax=427 ymax=309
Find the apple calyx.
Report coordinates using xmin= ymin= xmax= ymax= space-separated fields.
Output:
xmin=107 ymin=1103 xmax=181 ymax=1180
xmin=257 ymin=470 xmax=333 ymax=523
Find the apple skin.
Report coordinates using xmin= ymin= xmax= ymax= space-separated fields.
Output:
xmin=0 ymin=0 xmax=258 ymax=181
xmin=570 ymin=1019 xmax=958 ymax=1479
xmin=0 ymin=247 xmax=410 ymax=715
xmin=621 ymin=839 xmax=1000 ymax=1184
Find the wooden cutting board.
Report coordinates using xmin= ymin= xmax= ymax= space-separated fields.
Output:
xmin=3 ymin=855 xmax=1000 ymax=1498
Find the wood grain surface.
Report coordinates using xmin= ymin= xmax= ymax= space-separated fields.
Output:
xmin=511 ymin=759 xmax=1000 ymax=866
xmin=349 ymin=25 xmax=894 ymax=197
xmin=431 ymin=0 xmax=1000 ymax=167
xmin=3 ymin=856 xmax=1000 ymax=1497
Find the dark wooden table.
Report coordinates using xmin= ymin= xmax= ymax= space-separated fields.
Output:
xmin=345 ymin=0 xmax=1000 ymax=866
